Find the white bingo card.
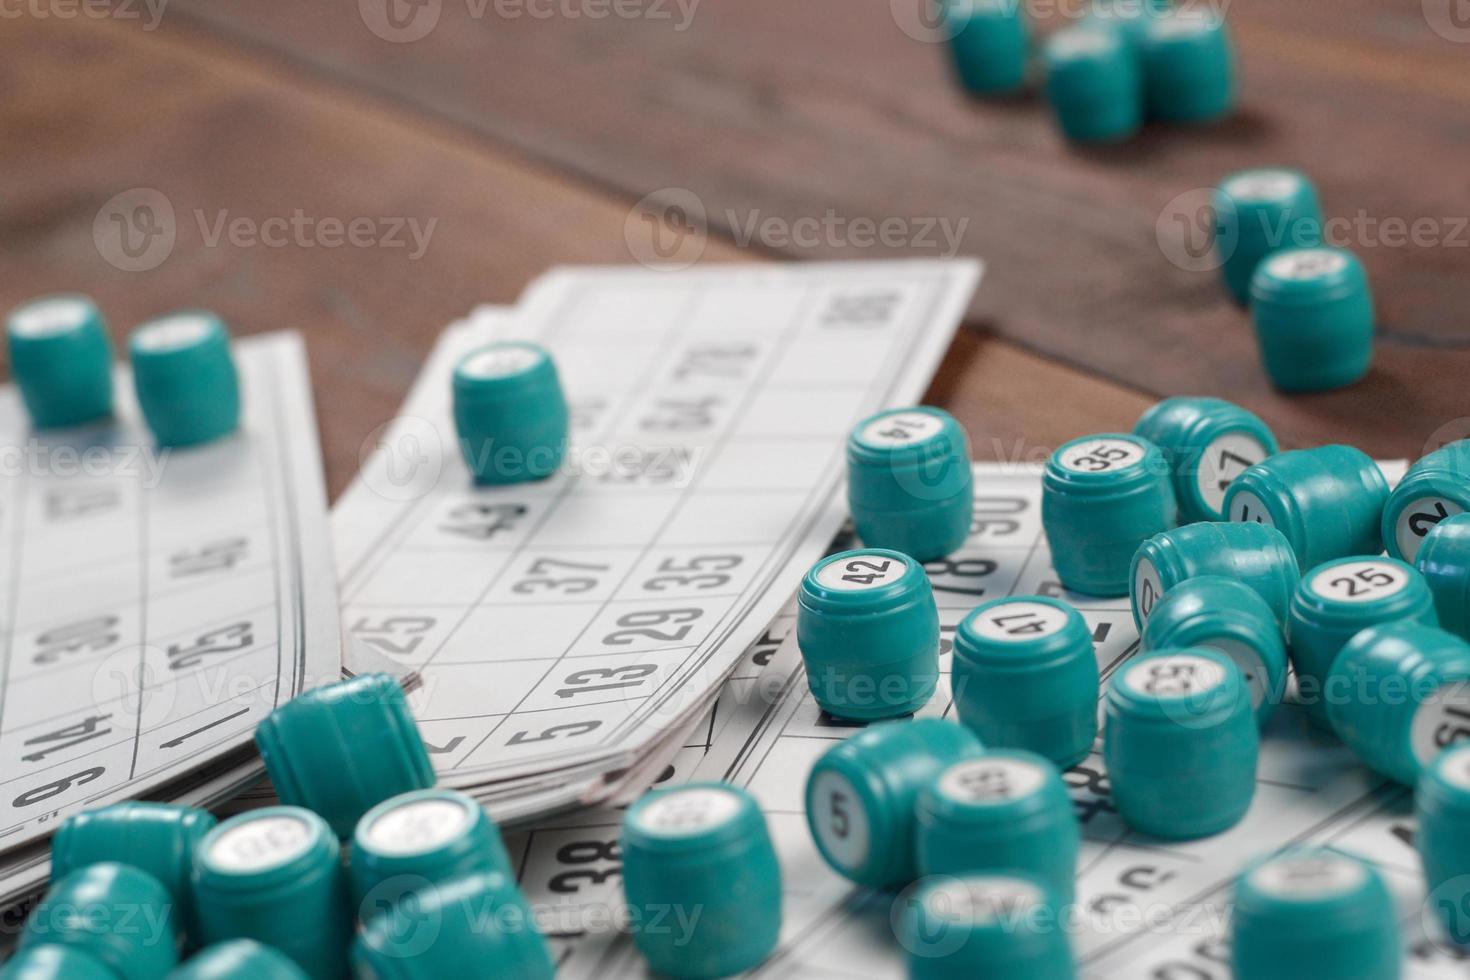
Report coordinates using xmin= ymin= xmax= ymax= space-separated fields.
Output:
xmin=559 ymin=461 xmax=1469 ymax=979
xmin=0 ymin=332 xmax=340 ymax=901
xmin=331 ymin=261 xmax=982 ymax=817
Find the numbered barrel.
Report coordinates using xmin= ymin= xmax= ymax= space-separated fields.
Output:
xmin=352 ymin=871 xmax=554 ymax=980
xmin=797 ymin=549 xmax=940 ymax=720
xmin=1416 ymin=743 xmax=1470 ymax=947
xmin=1224 ymin=445 xmax=1389 ymax=570
xmin=1418 ymin=513 xmax=1470 ymax=639
xmin=1214 ymin=169 xmax=1323 ymax=305
xmin=254 ymin=672 xmax=434 ymax=838
xmin=621 ymin=783 xmax=781 ymax=978
xmin=0 ymin=946 xmax=117 ymax=980
xmin=1382 ymin=440 xmax=1470 ymax=562
xmin=1249 ymin=247 xmax=1375 ymax=392
xmin=350 ymin=788 xmax=512 ymax=917
xmin=1042 ymin=434 xmax=1177 ymax=597
xmin=1326 ymin=622 xmax=1470 ymax=785
xmin=1138 ymin=10 xmax=1235 ymax=123
xmin=951 ymin=597 xmax=1099 ymax=767
xmin=168 ymin=941 xmax=308 ymax=980
xmin=805 ymin=718 xmax=984 ymax=889
xmin=1288 ymin=557 xmax=1438 ymax=730
xmin=452 ymin=340 xmax=568 ymax=485
xmin=899 ymin=875 xmax=1074 ymax=980
xmin=846 ymin=407 xmax=974 ymax=562
xmin=1103 ymin=649 xmax=1257 ymax=839
xmin=945 ymin=0 xmax=1030 ymax=96
xmin=915 ymin=752 xmax=1079 ymax=905
xmin=1231 ymin=848 xmax=1398 ymax=980
xmin=1142 ymin=576 xmax=1288 ymax=726
xmin=129 ymin=311 xmax=241 ymax=447
xmin=1043 ymin=25 xmax=1142 ymax=144
xmin=20 ymin=864 xmax=178 ymax=980
xmin=192 ymin=807 xmax=351 ymax=979
xmin=6 ymin=294 xmax=113 ymax=429
xmin=1130 ymin=521 xmax=1299 ymax=627
xmin=51 ymin=802 xmax=216 ymax=944
xmin=1132 ymin=397 xmax=1278 ymax=523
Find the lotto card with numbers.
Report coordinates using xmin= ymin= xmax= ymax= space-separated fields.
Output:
xmin=0 ymin=332 xmax=340 ymax=901
xmin=331 ymin=260 xmax=981 ymax=819
xmin=558 ymin=461 xmax=1470 ymax=979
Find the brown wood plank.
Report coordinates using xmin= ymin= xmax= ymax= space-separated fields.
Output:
xmin=0 ymin=16 xmax=1152 ymax=497
xmin=153 ymin=0 xmax=1470 ymax=458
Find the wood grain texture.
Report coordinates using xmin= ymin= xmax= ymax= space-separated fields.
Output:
xmin=0 ymin=15 xmax=1152 ymax=496
xmin=150 ymin=0 xmax=1470 ymax=457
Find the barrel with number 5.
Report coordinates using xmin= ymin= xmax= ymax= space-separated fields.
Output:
xmin=1381 ymin=440 xmax=1470 ymax=562
xmin=1327 ymin=622 xmax=1470 ymax=785
xmin=797 ymin=549 xmax=941 ymax=720
xmin=951 ymin=597 xmax=1099 ymax=767
xmin=1103 ymin=649 xmax=1257 ymax=839
xmin=1042 ymin=434 xmax=1177 ymax=597
xmin=1288 ymin=557 xmax=1438 ymax=730
xmin=806 ymin=719 xmax=984 ymax=889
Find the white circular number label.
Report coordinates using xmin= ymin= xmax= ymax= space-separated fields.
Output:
xmin=810 ymin=770 xmax=870 ymax=872
xmin=1395 ymin=496 xmax=1465 ymax=563
xmin=1197 ymin=433 xmax=1269 ymax=515
xmin=1227 ymin=489 xmax=1276 ymax=528
xmin=209 ymin=815 xmax=314 ymax=873
xmin=636 ymin=787 xmax=741 ymax=836
xmin=460 ymin=344 xmax=542 ymax=380
xmin=1411 ymin=680 xmax=1470 ymax=766
xmin=1132 ymin=558 xmax=1165 ymax=623
xmin=9 ymin=297 xmax=91 ymax=339
xmin=860 ymin=411 xmax=943 ymax=448
xmin=1266 ymin=249 xmax=1347 ymax=282
xmin=816 ymin=553 xmax=906 ymax=591
xmin=970 ymin=601 xmax=1069 ymax=642
xmin=1224 ymin=170 xmax=1303 ymax=203
xmin=1125 ymin=654 xmax=1226 ymax=698
xmin=1061 ymin=438 xmax=1146 ymax=475
xmin=924 ymin=876 xmax=1042 ymax=924
xmin=134 ymin=313 xmax=214 ymax=352
xmin=1311 ymin=561 xmax=1409 ymax=604
xmin=1252 ymin=852 xmax=1365 ymax=900
xmin=366 ymin=798 xmax=471 ymax=855
xmin=938 ymin=758 xmax=1044 ymax=805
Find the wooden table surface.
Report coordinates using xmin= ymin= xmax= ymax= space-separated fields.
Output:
xmin=2 ymin=2 xmax=1467 ymax=498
